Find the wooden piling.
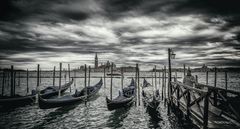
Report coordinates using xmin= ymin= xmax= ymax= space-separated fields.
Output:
xmin=186 ymin=90 xmax=191 ymax=121
xmin=88 ymin=66 xmax=91 ymax=86
xmin=164 ymin=65 xmax=167 ymax=99
xmin=213 ymin=67 xmax=217 ymax=106
xmin=225 ymin=71 xmax=228 ymax=90
xmin=84 ymin=64 xmax=87 ymax=104
xmin=36 ymin=64 xmax=40 ymax=103
xmin=53 ymin=66 xmax=56 ymax=86
xmin=39 ymin=68 xmax=41 ymax=84
xmin=18 ymin=71 xmax=20 ymax=86
xmin=68 ymin=64 xmax=71 ymax=92
xmin=175 ymin=71 xmax=177 ymax=82
xmin=121 ymin=67 xmax=123 ymax=90
xmin=104 ymin=67 xmax=106 ymax=88
xmin=58 ymin=63 xmax=62 ymax=98
xmin=14 ymin=71 xmax=16 ymax=95
xmin=206 ymin=71 xmax=208 ymax=85
xmin=183 ymin=64 xmax=186 ymax=77
xmin=162 ymin=68 xmax=164 ymax=100
xmin=74 ymin=70 xmax=76 ymax=90
xmin=110 ymin=63 xmax=113 ymax=100
xmin=137 ymin=64 xmax=140 ymax=106
xmin=2 ymin=72 xmax=5 ymax=96
xmin=159 ymin=70 xmax=161 ymax=92
xmin=135 ymin=63 xmax=138 ymax=106
xmin=195 ymin=75 xmax=198 ymax=83
xmin=154 ymin=65 xmax=157 ymax=91
xmin=10 ymin=65 xmax=14 ymax=96
xmin=27 ymin=69 xmax=29 ymax=94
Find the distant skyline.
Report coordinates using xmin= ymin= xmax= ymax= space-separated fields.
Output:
xmin=0 ymin=0 xmax=240 ymax=70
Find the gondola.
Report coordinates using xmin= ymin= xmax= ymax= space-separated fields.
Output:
xmin=0 ymin=80 xmax=73 ymax=108
xmin=106 ymin=78 xmax=135 ymax=111
xmin=38 ymin=78 xmax=103 ymax=109
xmin=142 ymin=79 xmax=160 ymax=113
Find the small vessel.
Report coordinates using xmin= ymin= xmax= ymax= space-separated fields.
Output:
xmin=106 ymin=72 xmax=122 ymax=76
xmin=38 ymin=78 xmax=103 ymax=109
xmin=0 ymin=80 xmax=73 ymax=108
xmin=106 ymin=78 xmax=135 ymax=111
xmin=142 ymin=79 xmax=160 ymax=113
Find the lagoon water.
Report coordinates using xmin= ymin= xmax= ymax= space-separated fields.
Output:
xmin=0 ymin=71 xmax=239 ymax=129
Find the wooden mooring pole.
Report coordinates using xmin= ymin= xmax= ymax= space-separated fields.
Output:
xmin=2 ymin=72 xmax=5 ymax=96
xmin=36 ymin=64 xmax=40 ymax=103
xmin=27 ymin=69 xmax=29 ymax=94
xmin=88 ymin=66 xmax=91 ymax=87
xmin=84 ymin=64 xmax=87 ymax=104
xmin=137 ymin=64 xmax=140 ymax=106
xmin=154 ymin=65 xmax=157 ymax=91
xmin=58 ymin=63 xmax=62 ymax=98
xmin=110 ymin=63 xmax=113 ymax=100
xmin=213 ymin=67 xmax=217 ymax=106
xmin=14 ymin=71 xmax=16 ymax=95
xmin=206 ymin=71 xmax=208 ymax=85
xmin=121 ymin=67 xmax=123 ymax=90
xmin=53 ymin=66 xmax=56 ymax=86
xmin=183 ymin=64 xmax=186 ymax=77
xmin=74 ymin=70 xmax=76 ymax=90
xmin=135 ymin=63 xmax=138 ymax=106
xmin=203 ymin=92 xmax=209 ymax=129
xmin=68 ymin=64 xmax=71 ymax=92
xmin=225 ymin=71 xmax=228 ymax=90
xmin=18 ymin=71 xmax=20 ymax=86
xmin=10 ymin=65 xmax=14 ymax=96
xmin=162 ymin=68 xmax=164 ymax=100
xmin=104 ymin=67 xmax=106 ymax=88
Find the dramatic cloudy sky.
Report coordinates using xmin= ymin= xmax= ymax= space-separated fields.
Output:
xmin=0 ymin=0 xmax=240 ymax=70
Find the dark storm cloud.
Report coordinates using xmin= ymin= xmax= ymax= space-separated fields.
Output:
xmin=0 ymin=0 xmax=240 ymax=69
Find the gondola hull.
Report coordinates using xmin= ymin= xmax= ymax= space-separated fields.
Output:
xmin=0 ymin=80 xmax=73 ymax=108
xmin=38 ymin=79 xmax=102 ymax=109
xmin=106 ymin=96 xmax=135 ymax=111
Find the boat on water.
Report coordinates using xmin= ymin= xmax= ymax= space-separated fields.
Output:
xmin=0 ymin=80 xmax=73 ymax=108
xmin=106 ymin=78 xmax=136 ymax=111
xmin=106 ymin=72 xmax=122 ymax=76
xmin=142 ymin=79 xmax=160 ymax=114
xmin=38 ymin=78 xmax=103 ymax=109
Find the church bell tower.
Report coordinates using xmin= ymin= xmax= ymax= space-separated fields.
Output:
xmin=95 ymin=53 xmax=98 ymax=68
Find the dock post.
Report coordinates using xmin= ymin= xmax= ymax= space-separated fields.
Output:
xmin=121 ymin=67 xmax=123 ymax=90
xmin=225 ymin=71 xmax=228 ymax=90
xmin=104 ymin=67 xmax=106 ymax=88
xmin=110 ymin=63 xmax=113 ymax=100
xmin=152 ymin=69 xmax=154 ymax=87
xmin=74 ymin=70 xmax=76 ymax=90
xmin=88 ymin=66 xmax=91 ymax=87
xmin=36 ymin=64 xmax=40 ymax=103
xmin=162 ymin=68 xmax=164 ymax=100
xmin=186 ymin=90 xmax=191 ymax=121
xmin=39 ymin=68 xmax=41 ymax=84
xmin=18 ymin=71 xmax=20 ymax=86
xmin=10 ymin=65 xmax=14 ymax=96
xmin=213 ymin=67 xmax=217 ymax=106
xmin=159 ymin=69 xmax=161 ymax=92
xmin=164 ymin=65 xmax=167 ymax=103
xmin=195 ymin=75 xmax=198 ymax=83
xmin=135 ymin=63 xmax=138 ymax=106
xmin=175 ymin=71 xmax=177 ymax=82
xmin=58 ymin=63 xmax=62 ymax=98
xmin=183 ymin=64 xmax=186 ymax=77
xmin=53 ymin=66 xmax=56 ymax=86
xmin=203 ymin=91 xmax=209 ymax=129
xmin=2 ymin=72 xmax=5 ymax=96
xmin=206 ymin=71 xmax=208 ymax=85
xmin=27 ymin=69 xmax=29 ymax=94
xmin=14 ymin=71 xmax=16 ymax=95
xmin=84 ymin=64 xmax=87 ymax=104
xmin=154 ymin=65 xmax=157 ymax=91
xmin=138 ymin=64 xmax=140 ymax=106
xmin=68 ymin=64 xmax=71 ymax=92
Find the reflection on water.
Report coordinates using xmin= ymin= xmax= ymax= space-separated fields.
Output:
xmin=107 ymin=106 xmax=131 ymax=128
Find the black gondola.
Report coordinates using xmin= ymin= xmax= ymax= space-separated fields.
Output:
xmin=106 ymin=78 xmax=136 ymax=111
xmin=38 ymin=78 xmax=103 ymax=109
xmin=142 ymin=79 xmax=160 ymax=113
xmin=0 ymin=80 xmax=73 ymax=108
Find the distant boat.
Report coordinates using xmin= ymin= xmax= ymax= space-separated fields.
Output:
xmin=142 ymin=79 xmax=160 ymax=114
xmin=38 ymin=78 xmax=103 ymax=109
xmin=0 ymin=80 xmax=73 ymax=108
xmin=106 ymin=78 xmax=135 ymax=111
xmin=106 ymin=72 xmax=122 ymax=76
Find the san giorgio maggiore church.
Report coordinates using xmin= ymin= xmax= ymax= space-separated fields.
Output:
xmin=78 ymin=53 xmax=136 ymax=72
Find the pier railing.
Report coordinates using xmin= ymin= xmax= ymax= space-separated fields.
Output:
xmin=170 ymin=81 xmax=240 ymax=129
